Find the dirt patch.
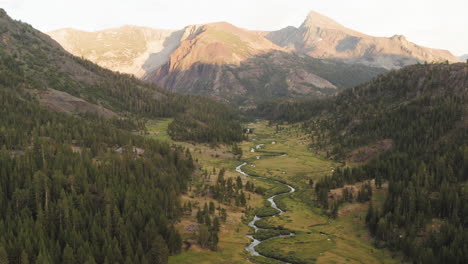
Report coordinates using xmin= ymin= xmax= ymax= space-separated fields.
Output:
xmin=338 ymin=203 xmax=364 ymax=217
xmin=37 ymin=88 xmax=116 ymax=118
xmin=347 ymin=139 xmax=393 ymax=164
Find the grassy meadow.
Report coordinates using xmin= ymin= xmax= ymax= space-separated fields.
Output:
xmin=145 ymin=119 xmax=403 ymax=264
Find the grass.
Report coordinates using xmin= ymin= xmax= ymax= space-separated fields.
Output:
xmin=256 ymin=233 xmax=334 ymax=264
xmin=145 ymin=118 xmax=173 ymax=142
xmin=147 ymin=119 xmax=403 ymax=264
xmin=146 ymin=119 xmax=262 ymax=264
xmin=241 ymin=121 xmax=403 ymax=264
xmin=253 ymin=229 xmax=293 ymax=241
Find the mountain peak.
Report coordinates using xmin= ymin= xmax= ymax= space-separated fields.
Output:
xmin=301 ymin=11 xmax=343 ymax=29
xmin=391 ymin=34 xmax=407 ymax=42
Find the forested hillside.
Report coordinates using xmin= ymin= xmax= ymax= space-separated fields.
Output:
xmin=0 ymin=8 xmax=244 ymax=264
xmin=0 ymin=8 xmax=243 ymax=144
xmin=258 ymin=63 xmax=468 ymax=263
xmin=0 ymin=83 xmax=195 ymax=263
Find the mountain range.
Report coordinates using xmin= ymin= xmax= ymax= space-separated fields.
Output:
xmin=0 ymin=8 xmax=242 ymax=143
xmin=49 ymin=11 xmax=459 ymax=102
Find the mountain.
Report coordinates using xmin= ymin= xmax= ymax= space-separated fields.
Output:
xmin=49 ymin=26 xmax=184 ymax=78
xmin=144 ymin=23 xmax=386 ymax=103
xmin=1 ymin=9 xmax=243 ymax=144
xmin=266 ymin=11 xmax=460 ymax=69
xmin=50 ymin=22 xmax=385 ymax=103
xmin=255 ymin=62 xmax=468 ymax=263
xmin=459 ymin=54 xmax=468 ymax=61
xmin=314 ymin=63 xmax=468 ymax=264
xmin=0 ymin=8 xmax=203 ymax=263
xmin=48 ymin=11 xmax=459 ymax=102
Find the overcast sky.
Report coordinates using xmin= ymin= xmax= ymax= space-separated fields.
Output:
xmin=1 ymin=0 xmax=467 ymax=55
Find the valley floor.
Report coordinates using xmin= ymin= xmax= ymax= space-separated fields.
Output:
xmin=146 ymin=120 xmax=404 ymax=264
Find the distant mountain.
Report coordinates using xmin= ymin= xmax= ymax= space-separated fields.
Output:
xmin=50 ymin=21 xmax=385 ymax=102
xmin=0 ymin=9 xmax=243 ymax=144
xmin=49 ymin=26 xmax=184 ymax=78
xmin=49 ymin=11 xmax=459 ymax=101
xmin=266 ymin=11 xmax=460 ymax=69
xmin=459 ymin=54 xmax=468 ymax=61
xmin=144 ymin=22 xmax=386 ymax=103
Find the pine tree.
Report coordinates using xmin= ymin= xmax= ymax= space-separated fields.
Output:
xmin=197 ymin=225 xmax=210 ymax=248
xmin=150 ymin=236 xmax=169 ymax=264
xmin=62 ymin=244 xmax=74 ymax=264
xmin=20 ymin=251 xmax=29 ymax=264
xmin=213 ymin=217 xmax=220 ymax=232
xmin=0 ymin=246 xmax=8 ymax=264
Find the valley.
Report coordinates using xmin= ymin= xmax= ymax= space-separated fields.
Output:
xmin=145 ymin=120 xmax=403 ymax=264
xmin=0 ymin=5 xmax=466 ymax=264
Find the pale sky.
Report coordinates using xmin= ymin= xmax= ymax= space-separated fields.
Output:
xmin=1 ymin=0 xmax=467 ymax=55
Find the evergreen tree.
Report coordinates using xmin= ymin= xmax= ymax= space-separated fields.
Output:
xmin=0 ymin=246 xmax=8 ymax=264
xmin=150 ymin=236 xmax=169 ymax=264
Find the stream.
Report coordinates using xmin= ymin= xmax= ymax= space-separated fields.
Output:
xmin=235 ymin=158 xmax=296 ymax=261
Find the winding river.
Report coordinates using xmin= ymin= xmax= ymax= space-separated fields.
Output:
xmin=235 ymin=157 xmax=296 ymax=261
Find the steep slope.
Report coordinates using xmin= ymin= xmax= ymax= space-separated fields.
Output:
xmin=256 ymin=63 xmax=468 ymax=263
xmin=311 ymin=63 xmax=467 ymax=157
xmin=0 ymin=9 xmax=243 ymax=144
xmin=143 ymin=22 xmax=385 ymax=102
xmin=147 ymin=49 xmax=386 ymax=103
xmin=313 ymin=63 xmax=468 ymax=264
xmin=49 ymin=22 xmax=386 ymax=102
xmin=0 ymin=8 xmax=197 ymax=263
xmin=266 ymin=11 xmax=460 ymax=69
xmin=49 ymin=26 xmax=183 ymax=77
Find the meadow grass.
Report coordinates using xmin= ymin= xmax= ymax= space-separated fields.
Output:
xmin=148 ymin=119 xmax=402 ymax=264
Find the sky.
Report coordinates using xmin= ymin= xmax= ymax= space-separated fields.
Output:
xmin=1 ymin=0 xmax=467 ymax=55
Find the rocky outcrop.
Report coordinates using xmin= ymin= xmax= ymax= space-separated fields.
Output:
xmin=49 ymin=26 xmax=184 ymax=77
xmin=266 ymin=11 xmax=459 ymax=69
xmin=48 ymin=11 xmax=458 ymax=101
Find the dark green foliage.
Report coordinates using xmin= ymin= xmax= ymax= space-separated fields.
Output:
xmin=0 ymin=246 xmax=8 ymax=264
xmin=231 ymin=143 xmax=243 ymax=158
xmin=357 ymin=182 xmax=372 ymax=203
xmin=210 ymin=169 xmax=249 ymax=206
xmin=0 ymin=86 xmax=194 ymax=263
xmin=167 ymin=98 xmax=245 ymax=144
xmin=226 ymin=51 xmax=386 ymax=104
xmin=150 ymin=236 xmax=169 ymax=264
xmin=273 ymin=63 xmax=468 ymax=263
xmin=253 ymin=219 xmax=275 ymax=229
xmin=341 ymin=187 xmax=354 ymax=203
xmin=197 ymin=223 xmax=219 ymax=251
xmin=0 ymin=11 xmax=244 ymax=261
xmin=256 ymin=207 xmax=280 ymax=218
xmin=193 ymin=203 xmax=221 ymax=251
xmin=0 ymin=10 xmax=244 ymax=145
xmin=253 ymin=229 xmax=292 ymax=241
xmin=252 ymin=98 xmax=332 ymax=122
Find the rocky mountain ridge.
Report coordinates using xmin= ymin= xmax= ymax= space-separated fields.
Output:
xmin=48 ymin=11 xmax=459 ymax=101
xmin=266 ymin=11 xmax=459 ymax=69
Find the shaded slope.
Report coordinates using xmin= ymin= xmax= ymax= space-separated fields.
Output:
xmin=50 ymin=21 xmax=386 ymax=102
xmin=257 ymin=62 xmax=468 ymax=264
xmin=0 ymin=9 xmax=196 ymax=263
xmin=146 ymin=49 xmax=385 ymax=103
xmin=0 ymin=9 xmax=243 ymax=144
